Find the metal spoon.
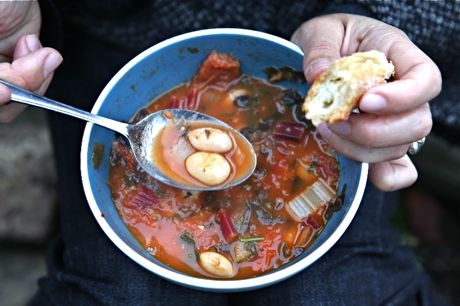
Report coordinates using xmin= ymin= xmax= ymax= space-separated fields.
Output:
xmin=0 ymin=79 xmax=257 ymax=191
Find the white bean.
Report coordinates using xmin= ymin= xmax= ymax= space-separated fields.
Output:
xmin=187 ymin=127 xmax=233 ymax=153
xmin=185 ymin=152 xmax=231 ymax=186
xmin=199 ymin=251 xmax=235 ymax=278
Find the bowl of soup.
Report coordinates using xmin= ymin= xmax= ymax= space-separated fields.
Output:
xmin=80 ymin=28 xmax=368 ymax=291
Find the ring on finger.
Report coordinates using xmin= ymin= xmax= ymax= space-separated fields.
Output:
xmin=408 ymin=137 xmax=426 ymax=155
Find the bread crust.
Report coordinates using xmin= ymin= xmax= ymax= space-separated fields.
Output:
xmin=302 ymin=50 xmax=395 ymax=126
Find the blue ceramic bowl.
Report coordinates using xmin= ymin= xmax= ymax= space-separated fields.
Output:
xmin=81 ymin=29 xmax=368 ymax=292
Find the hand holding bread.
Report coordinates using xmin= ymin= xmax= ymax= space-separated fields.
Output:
xmin=292 ymin=14 xmax=441 ymax=191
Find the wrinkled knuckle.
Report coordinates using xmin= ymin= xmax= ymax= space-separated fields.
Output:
xmin=382 ymin=22 xmax=409 ymax=40
xmin=296 ymin=18 xmax=322 ymax=40
xmin=388 ymin=37 xmax=407 ymax=52
xmin=394 ymin=27 xmax=409 ymax=39
xmin=309 ymin=41 xmax=338 ymax=57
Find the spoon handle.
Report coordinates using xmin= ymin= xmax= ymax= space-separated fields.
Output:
xmin=0 ymin=79 xmax=129 ymax=136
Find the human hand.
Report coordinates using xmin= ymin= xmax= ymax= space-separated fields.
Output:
xmin=292 ymin=14 xmax=441 ymax=192
xmin=0 ymin=1 xmax=62 ymax=123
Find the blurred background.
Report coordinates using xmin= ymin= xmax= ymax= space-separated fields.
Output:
xmin=0 ymin=108 xmax=459 ymax=305
xmin=0 ymin=109 xmax=57 ymax=306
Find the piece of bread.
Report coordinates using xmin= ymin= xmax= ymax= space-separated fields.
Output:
xmin=302 ymin=50 xmax=395 ymax=126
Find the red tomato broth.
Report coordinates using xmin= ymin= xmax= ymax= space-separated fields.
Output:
xmin=108 ymin=52 xmax=340 ymax=279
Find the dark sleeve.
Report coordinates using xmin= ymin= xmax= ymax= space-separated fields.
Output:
xmin=38 ymin=0 xmax=63 ymax=50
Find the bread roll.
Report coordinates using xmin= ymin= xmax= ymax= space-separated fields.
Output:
xmin=303 ymin=50 xmax=394 ymax=126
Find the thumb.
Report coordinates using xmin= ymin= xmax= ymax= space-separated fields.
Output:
xmin=0 ymin=37 xmax=62 ymax=123
xmin=0 ymin=46 xmax=62 ymax=91
xmin=291 ymin=15 xmax=344 ymax=83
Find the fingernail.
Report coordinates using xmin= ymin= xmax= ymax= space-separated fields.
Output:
xmin=25 ymin=34 xmax=41 ymax=52
xmin=317 ymin=123 xmax=333 ymax=140
xmin=329 ymin=121 xmax=351 ymax=136
xmin=43 ymin=52 xmax=63 ymax=78
xmin=360 ymin=94 xmax=386 ymax=112
xmin=306 ymin=59 xmax=330 ymax=81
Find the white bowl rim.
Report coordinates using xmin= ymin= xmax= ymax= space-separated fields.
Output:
xmin=80 ymin=28 xmax=369 ymax=292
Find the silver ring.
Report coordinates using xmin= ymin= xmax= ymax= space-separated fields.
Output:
xmin=408 ymin=137 xmax=426 ymax=155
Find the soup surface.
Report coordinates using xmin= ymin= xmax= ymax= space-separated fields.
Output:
xmin=108 ymin=51 xmax=341 ymax=279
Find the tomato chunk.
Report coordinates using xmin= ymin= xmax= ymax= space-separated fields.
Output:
xmin=206 ymin=51 xmax=240 ymax=69
xmin=193 ymin=51 xmax=241 ymax=86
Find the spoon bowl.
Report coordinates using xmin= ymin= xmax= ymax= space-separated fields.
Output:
xmin=0 ymin=79 xmax=256 ymax=191
xmin=128 ymin=108 xmax=257 ymax=191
